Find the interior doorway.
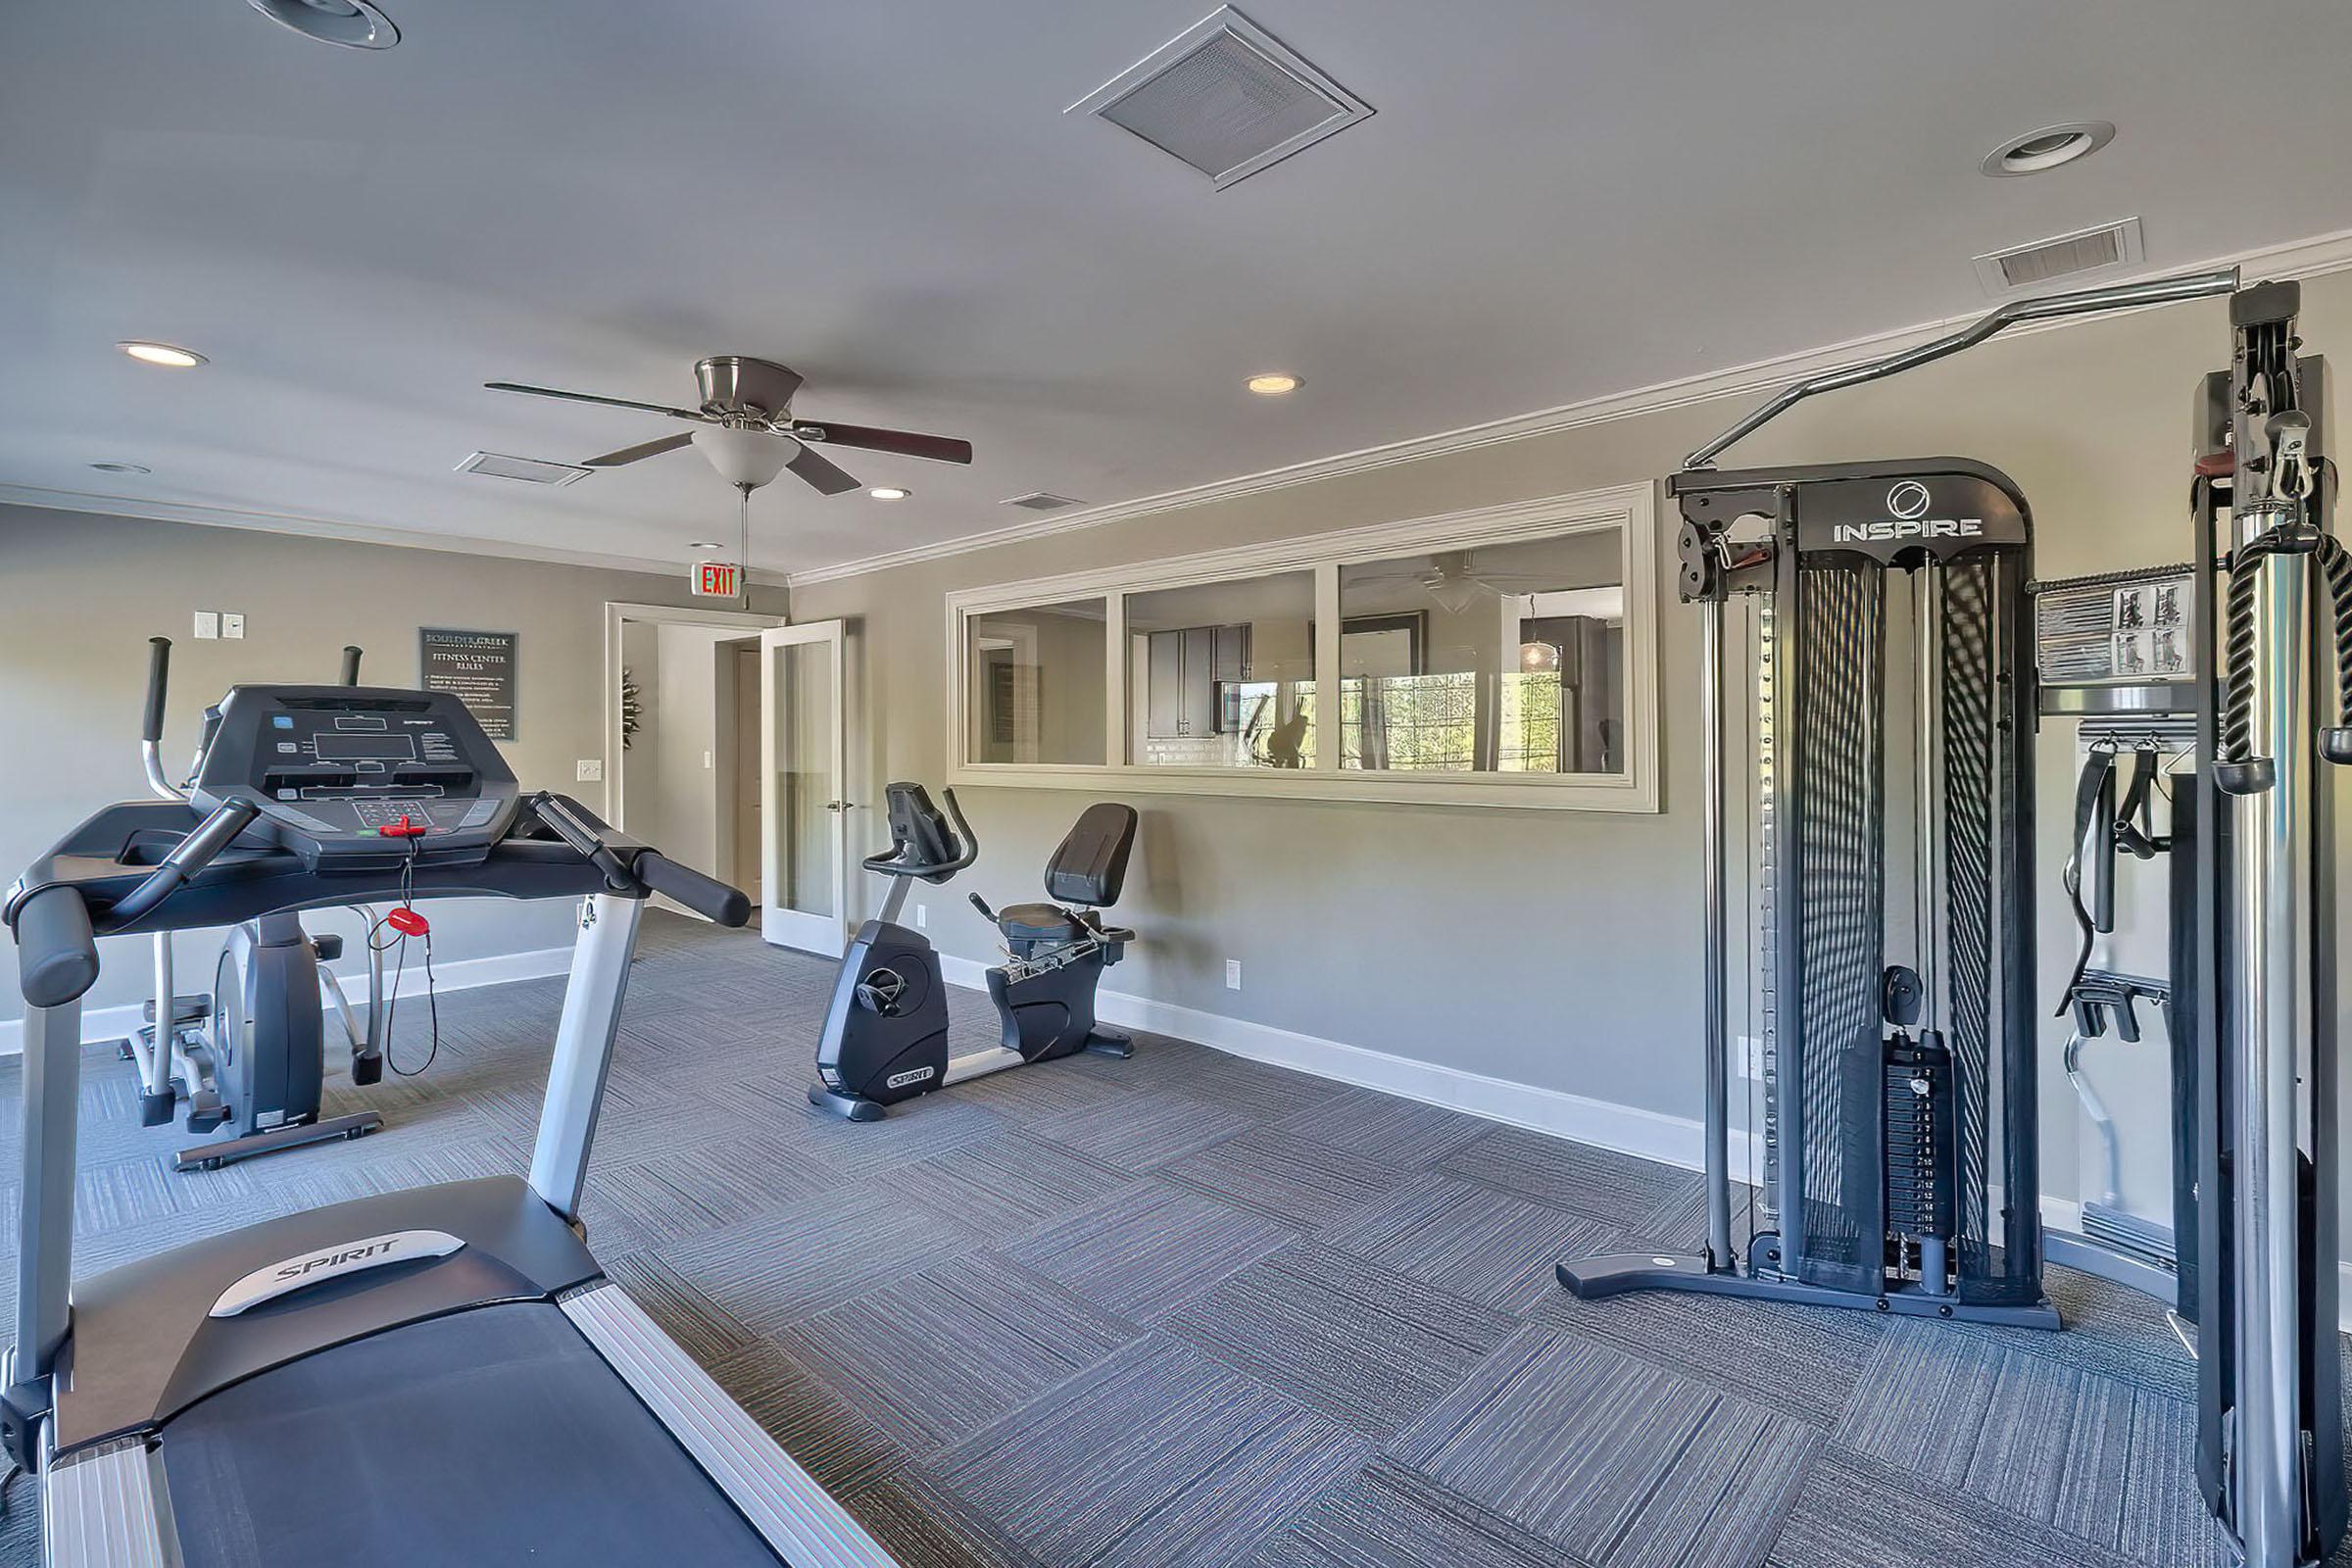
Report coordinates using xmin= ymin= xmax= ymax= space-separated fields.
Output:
xmin=604 ymin=602 xmax=783 ymax=917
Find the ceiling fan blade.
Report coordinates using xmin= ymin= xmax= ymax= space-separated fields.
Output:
xmin=484 ymin=381 xmax=707 ymax=421
xmin=791 ymin=419 xmax=972 ymax=465
xmin=787 ymin=443 xmax=862 ymax=496
xmin=583 ymin=433 xmax=696 ymax=467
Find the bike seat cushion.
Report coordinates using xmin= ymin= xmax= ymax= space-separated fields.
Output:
xmin=996 ymin=903 xmax=1085 ymax=943
xmin=1042 ymin=803 xmax=1137 ymax=907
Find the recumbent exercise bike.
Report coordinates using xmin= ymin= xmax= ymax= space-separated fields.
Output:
xmin=808 ymin=784 xmax=1137 ymax=1120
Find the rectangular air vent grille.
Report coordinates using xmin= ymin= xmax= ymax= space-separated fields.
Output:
xmin=1972 ymin=219 xmax=2144 ymax=295
xmin=1002 ymin=491 xmax=1082 ymax=512
xmin=456 ymin=451 xmax=594 ymax=486
xmin=1069 ymin=7 xmax=1372 ymax=189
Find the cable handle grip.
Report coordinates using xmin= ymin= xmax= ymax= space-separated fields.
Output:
xmin=143 ymin=637 xmax=172 ymax=744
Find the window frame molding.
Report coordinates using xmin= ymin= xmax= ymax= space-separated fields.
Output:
xmin=943 ymin=481 xmax=1660 ymax=811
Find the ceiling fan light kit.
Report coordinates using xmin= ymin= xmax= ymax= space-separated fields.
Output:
xmin=691 ymin=426 xmax=795 ymax=491
xmin=484 ymin=355 xmax=973 ymax=499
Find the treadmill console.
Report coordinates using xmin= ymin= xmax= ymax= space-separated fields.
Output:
xmin=187 ymin=685 xmax=520 ymax=868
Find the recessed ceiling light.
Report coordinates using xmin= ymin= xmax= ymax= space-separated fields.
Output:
xmin=867 ymin=486 xmax=910 ymax=501
xmin=119 ymin=341 xmax=207 ymax=368
xmin=1983 ymin=122 xmax=2114 ymax=177
xmin=245 ymin=0 xmax=400 ymax=50
xmin=689 ymin=541 xmax=725 ymax=551
xmin=90 ymin=462 xmax=151 ymax=475
xmin=1246 ymin=372 xmax=1302 ymax=396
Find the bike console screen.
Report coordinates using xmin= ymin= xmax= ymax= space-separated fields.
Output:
xmin=187 ymin=685 xmax=521 ymax=868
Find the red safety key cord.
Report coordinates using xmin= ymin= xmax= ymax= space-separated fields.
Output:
xmin=370 ymin=815 xmax=438 ymax=1072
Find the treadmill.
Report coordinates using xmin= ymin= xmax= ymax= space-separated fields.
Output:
xmin=3 ymin=679 xmax=894 ymax=1567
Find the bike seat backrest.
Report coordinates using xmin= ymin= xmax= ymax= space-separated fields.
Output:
xmin=1042 ymin=803 xmax=1136 ymax=908
xmin=875 ymin=782 xmax=967 ymax=883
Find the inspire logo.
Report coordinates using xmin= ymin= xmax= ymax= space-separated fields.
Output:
xmin=1832 ymin=482 xmax=1985 ymax=544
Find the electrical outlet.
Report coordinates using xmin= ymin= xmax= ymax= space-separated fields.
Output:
xmin=193 ymin=611 xmax=219 ymax=639
xmin=1225 ymin=958 xmax=1243 ymax=991
xmin=575 ymin=760 xmax=604 ymax=783
xmin=703 ymin=750 xmax=713 ymax=769
xmin=914 ymin=905 xmax=927 ymax=929
xmin=220 ymin=612 xmax=245 ymax=639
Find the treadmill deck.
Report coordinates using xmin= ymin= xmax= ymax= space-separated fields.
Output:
xmin=155 ymin=1299 xmax=783 ymax=1567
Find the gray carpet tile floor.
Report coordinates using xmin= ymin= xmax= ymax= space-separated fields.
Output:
xmin=0 ymin=907 xmax=2344 ymax=1567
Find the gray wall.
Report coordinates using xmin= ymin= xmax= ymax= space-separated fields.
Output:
xmin=794 ymin=269 xmax=2352 ymax=1221
xmin=0 ymin=505 xmax=773 ymax=1018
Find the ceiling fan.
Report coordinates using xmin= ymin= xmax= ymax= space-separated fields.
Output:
xmin=1348 ymin=550 xmax=1572 ymax=613
xmin=485 ymin=356 xmax=973 ymax=497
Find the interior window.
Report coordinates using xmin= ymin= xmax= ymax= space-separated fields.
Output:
xmin=1337 ymin=528 xmax=1626 ymax=774
xmin=1123 ymin=570 xmax=1316 ymax=768
xmin=964 ymin=598 xmax=1107 ymax=765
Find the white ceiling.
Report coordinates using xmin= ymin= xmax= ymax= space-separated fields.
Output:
xmin=8 ymin=0 xmax=2352 ymax=578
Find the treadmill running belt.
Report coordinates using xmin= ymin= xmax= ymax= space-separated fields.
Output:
xmin=158 ymin=1300 xmax=786 ymax=1566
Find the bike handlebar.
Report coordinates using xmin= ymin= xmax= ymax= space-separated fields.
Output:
xmin=858 ymin=785 xmax=979 ymax=880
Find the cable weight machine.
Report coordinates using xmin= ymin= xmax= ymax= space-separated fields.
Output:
xmin=1560 ymin=266 xmax=2352 ymax=1567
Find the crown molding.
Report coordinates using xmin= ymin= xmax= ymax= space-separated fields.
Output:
xmin=12 ymin=225 xmax=2352 ymax=592
xmin=785 ymin=221 xmax=2352 ymax=589
xmin=0 ymin=484 xmax=794 ymax=586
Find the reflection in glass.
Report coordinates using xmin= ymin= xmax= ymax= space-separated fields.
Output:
xmin=1338 ymin=529 xmax=1625 ymax=774
xmin=774 ymin=639 xmax=836 ymax=917
xmin=1125 ymin=571 xmax=1316 ymax=767
xmin=965 ymin=599 xmax=1107 ymax=765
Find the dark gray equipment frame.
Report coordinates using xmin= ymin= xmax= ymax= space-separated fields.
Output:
xmin=1561 ymin=268 xmax=2245 ymax=1333
xmin=1560 ymin=456 xmax=2051 ymax=1328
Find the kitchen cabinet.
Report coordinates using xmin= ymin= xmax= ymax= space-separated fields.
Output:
xmin=1143 ymin=623 xmax=1251 ymax=738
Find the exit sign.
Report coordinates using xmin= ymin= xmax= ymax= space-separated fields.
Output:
xmin=690 ymin=561 xmax=743 ymax=600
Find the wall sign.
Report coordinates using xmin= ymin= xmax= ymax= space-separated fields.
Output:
xmin=418 ymin=627 xmax=518 ymax=740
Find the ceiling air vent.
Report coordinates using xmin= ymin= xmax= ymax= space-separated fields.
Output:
xmin=1068 ymin=7 xmax=1372 ymax=189
xmin=1002 ymin=491 xmax=1082 ymax=513
xmin=456 ymin=451 xmax=594 ymax=486
xmin=1972 ymin=218 xmax=2144 ymax=295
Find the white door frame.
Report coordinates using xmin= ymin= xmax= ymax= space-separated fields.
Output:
xmin=602 ymin=601 xmax=784 ymax=830
xmin=760 ymin=619 xmax=850 ymax=955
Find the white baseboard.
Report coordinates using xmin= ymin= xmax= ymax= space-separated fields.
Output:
xmin=941 ymin=955 xmax=1712 ymax=1171
xmin=0 ymin=945 xmax=575 ymax=1058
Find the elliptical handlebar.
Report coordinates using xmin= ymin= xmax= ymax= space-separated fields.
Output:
xmin=340 ymin=646 xmax=364 ymax=686
xmin=140 ymin=637 xmax=185 ymax=802
xmin=142 ymin=638 xmax=172 ymax=745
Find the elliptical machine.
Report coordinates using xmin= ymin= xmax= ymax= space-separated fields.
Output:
xmin=808 ymin=784 xmax=1138 ymax=1121
xmin=123 ymin=636 xmax=389 ymax=1170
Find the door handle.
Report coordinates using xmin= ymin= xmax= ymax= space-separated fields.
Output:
xmin=825 ymin=801 xmax=855 ymax=812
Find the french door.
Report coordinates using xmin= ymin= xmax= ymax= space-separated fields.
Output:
xmin=758 ymin=620 xmax=848 ymax=955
